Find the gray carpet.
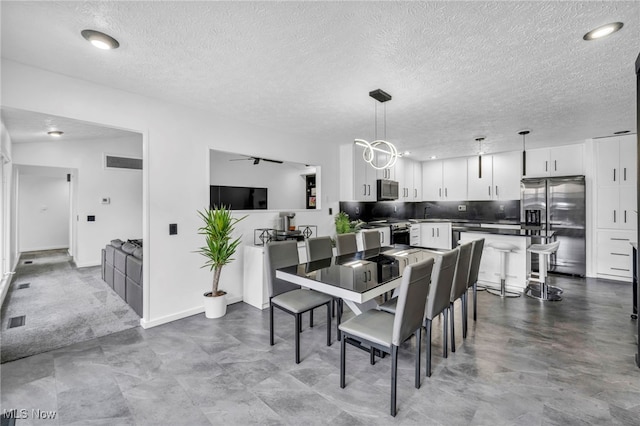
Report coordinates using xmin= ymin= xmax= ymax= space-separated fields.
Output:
xmin=0 ymin=249 xmax=140 ymax=363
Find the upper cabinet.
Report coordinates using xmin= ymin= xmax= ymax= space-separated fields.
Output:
xmin=467 ymin=151 xmax=521 ymax=201
xmin=596 ymin=135 xmax=636 ymax=187
xmin=524 ymin=144 xmax=584 ymax=177
xmin=422 ymin=157 xmax=467 ymax=201
xmin=339 ymin=143 xmax=376 ymax=201
xmin=397 ymin=158 xmax=422 ymax=201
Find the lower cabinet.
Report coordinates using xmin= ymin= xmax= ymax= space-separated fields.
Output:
xmin=356 ymin=227 xmax=391 ymax=250
xmin=419 ymin=223 xmax=452 ymax=250
xmin=410 ymin=224 xmax=421 ymax=246
xmin=596 ymin=230 xmax=636 ymax=281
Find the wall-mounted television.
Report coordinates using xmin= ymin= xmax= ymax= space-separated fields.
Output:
xmin=210 ymin=185 xmax=268 ymax=210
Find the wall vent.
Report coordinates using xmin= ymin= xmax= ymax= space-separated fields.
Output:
xmin=105 ymin=155 xmax=142 ymax=170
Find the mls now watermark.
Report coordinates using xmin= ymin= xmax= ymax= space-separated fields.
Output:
xmin=3 ymin=408 xmax=57 ymax=420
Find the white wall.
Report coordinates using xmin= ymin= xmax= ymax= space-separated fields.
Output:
xmin=18 ymin=174 xmax=69 ymax=251
xmin=210 ymin=149 xmax=317 ymax=210
xmin=2 ymin=59 xmax=342 ymax=328
xmin=12 ymin=136 xmax=143 ymax=266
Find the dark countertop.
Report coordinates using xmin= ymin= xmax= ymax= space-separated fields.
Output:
xmin=453 ymin=225 xmax=554 ymax=238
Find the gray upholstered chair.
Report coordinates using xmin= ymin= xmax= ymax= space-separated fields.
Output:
xmin=466 ymin=238 xmax=485 ymax=326
xmin=305 ymin=236 xmax=333 ymax=261
xmin=449 ymin=241 xmax=473 ymax=352
xmin=335 ymin=233 xmax=357 ymax=256
xmin=339 ymin=258 xmax=435 ymax=417
xmin=362 ymin=229 xmax=382 ymax=251
xmin=424 ymin=248 xmax=458 ymax=377
xmin=265 ymin=240 xmax=334 ymax=364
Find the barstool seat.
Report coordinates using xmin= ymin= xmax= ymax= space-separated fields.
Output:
xmin=486 ymin=242 xmax=521 ymax=298
xmin=526 ymin=241 xmax=562 ymax=301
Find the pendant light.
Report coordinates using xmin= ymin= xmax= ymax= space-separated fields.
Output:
xmin=519 ymin=129 xmax=530 ymax=176
xmin=475 ymin=137 xmax=485 ymax=178
xmin=355 ymin=89 xmax=398 ymax=170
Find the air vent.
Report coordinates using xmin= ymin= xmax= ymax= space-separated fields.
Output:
xmin=8 ymin=315 xmax=25 ymax=329
xmin=105 ymin=155 xmax=142 ymax=170
xmin=23 ymin=260 xmax=33 ymax=265
xmin=17 ymin=283 xmax=30 ymax=289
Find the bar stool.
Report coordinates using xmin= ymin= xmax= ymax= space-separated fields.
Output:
xmin=526 ymin=241 xmax=562 ymax=301
xmin=486 ymin=242 xmax=521 ymax=298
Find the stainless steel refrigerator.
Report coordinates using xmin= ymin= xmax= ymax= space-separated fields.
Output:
xmin=521 ymin=176 xmax=586 ymax=276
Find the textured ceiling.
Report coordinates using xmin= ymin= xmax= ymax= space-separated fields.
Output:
xmin=1 ymin=1 xmax=638 ymax=160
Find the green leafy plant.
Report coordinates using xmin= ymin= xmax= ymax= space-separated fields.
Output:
xmin=335 ymin=211 xmax=351 ymax=234
xmin=197 ymin=206 xmax=247 ymax=297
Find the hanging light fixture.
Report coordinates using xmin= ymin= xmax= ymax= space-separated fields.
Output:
xmin=355 ymin=89 xmax=399 ymax=171
xmin=519 ymin=129 xmax=530 ymax=176
xmin=475 ymin=137 xmax=485 ymax=178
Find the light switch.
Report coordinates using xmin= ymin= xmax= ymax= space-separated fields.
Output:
xmin=169 ymin=224 xmax=178 ymax=235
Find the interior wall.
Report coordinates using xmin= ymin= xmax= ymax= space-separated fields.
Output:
xmin=2 ymin=59 xmax=342 ymax=327
xmin=12 ymin=136 xmax=143 ymax=266
xmin=210 ymin=150 xmax=316 ymax=210
xmin=18 ymin=174 xmax=69 ymax=251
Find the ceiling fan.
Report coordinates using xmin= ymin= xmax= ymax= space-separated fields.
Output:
xmin=229 ymin=156 xmax=283 ymax=165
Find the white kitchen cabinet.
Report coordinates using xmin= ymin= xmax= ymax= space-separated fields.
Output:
xmin=419 ymin=222 xmax=452 ymax=250
xmin=398 ymin=158 xmax=423 ymax=201
xmin=597 ymin=135 xmax=636 ymax=187
xmin=492 ymin=151 xmax=522 ymax=200
xmin=422 ymin=158 xmax=467 ymax=201
xmin=356 ymin=227 xmax=391 ymax=251
xmin=597 ymin=186 xmax=637 ymax=230
xmin=339 ymin=143 xmax=376 ymax=201
xmin=467 ymin=155 xmax=493 ymax=200
xmin=376 ymin=150 xmax=396 ymax=180
xmin=524 ymin=144 xmax=584 ymax=177
xmin=596 ymin=229 xmax=636 ymax=280
xmin=410 ymin=224 xmax=421 ymax=246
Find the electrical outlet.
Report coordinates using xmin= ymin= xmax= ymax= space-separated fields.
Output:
xmin=355 ymin=207 xmax=359 ymax=214
xmin=329 ymin=207 xmax=333 ymax=215
xmin=458 ymin=205 xmax=467 ymax=212
xmin=500 ymin=205 xmax=505 ymax=211
xmin=169 ymin=224 xmax=178 ymax=235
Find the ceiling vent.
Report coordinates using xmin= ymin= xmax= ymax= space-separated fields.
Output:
xmin=104 ymin=154 xmax=142 ymax=170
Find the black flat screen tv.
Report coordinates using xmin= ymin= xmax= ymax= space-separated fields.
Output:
xmin=210 ymin=185 xmax=268 ymax=210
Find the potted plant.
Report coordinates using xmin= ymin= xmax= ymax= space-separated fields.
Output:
xmin=197 ymin=205 xmax=246 ymax=318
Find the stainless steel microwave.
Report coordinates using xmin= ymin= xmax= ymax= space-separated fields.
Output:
xmin=376 ymin=179 xmax=399 ymax=201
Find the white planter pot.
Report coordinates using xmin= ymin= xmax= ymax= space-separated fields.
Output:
xmin=203 ymin=292 xmax=227 ymax=319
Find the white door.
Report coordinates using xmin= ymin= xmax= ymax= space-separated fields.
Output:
xmin=412 ymin=161 xmax=422 ymax=201
xmin=597 ymin=139 xmax=620 ymax=186
xmin=619 ymin=135 xmax=637 ymax=186
xmin=443 ymin=157 xmax=468 ymax=200
xmin=619 ymin=185 xmax=637 ymax=230
xmin=550 ymin=144 xmax=583 ymax=176
xmin=597 ymin=187 xmax=619 ymax=229
xmin=525 ymin=148 xmax=550 ymax=177
xmin=353 ymin=144 xmax=375 ymax=201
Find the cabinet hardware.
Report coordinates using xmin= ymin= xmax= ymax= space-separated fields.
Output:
xmin=495 ymin=186 xmax=499 ymax=197
xmin=432 ymin=228 xmax=435 ymax=237
xmin=368 ymin=270 xmax=371 ymax=280
xmin=613 ymin=210 xmax=616 ymax=223
xmin=612 ymin=267 xmax=630 ymax=271
xmin=488 ymin=186 xmax=491 ymax=196
xmin=611 ymin=253 xmax=629 ymax=256
xmin=436 ymin=228 xmax=439 ymax=237
xmin=624 ymin=167 xmax=626 ymax=181
xmin=368 ymin=185 xmax=371 ymax=195
xmin=363 ymin=184 xmax=366 ymax=196
xmin=554 ymin=160 xmax=557 ymax=171
xmin=624 ymin=210 xmax=627 ymax=223
xmin=414 ymin=189 xmax=417 ymax=198
xmin=445 ymin=188 xmax=448 ymax=197
xmin=611 ymin=238 xmax=630 ymax=241
xmin=613 ymin=169 xmax=616 ymax=182
xmin=545 ymin=161 xmax=548 ymax=172
xmin=439 ymin=188 xmax=442 ymax=198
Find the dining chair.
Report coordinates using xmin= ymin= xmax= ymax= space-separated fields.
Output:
xmin=362 ymin=229 xmax=382 ymax=251
xmin=465 ymin=238 xmax=485 ymax=327
xmin=339 ymin=258 xmax=434 ymax=417
xmin=424 ymin=247 xmax=458 ymax=377
xmin=265 ymin=240 xmax=333 ymax=364
xmin=449 ymin=241 xmax=473 ymax=352
xmin=305 ymin=236 xmax=343 ymax=330
xmin=335 ymin=233 xmax=357 ymax=256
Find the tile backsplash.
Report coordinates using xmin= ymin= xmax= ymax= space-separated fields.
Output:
xmin=338 ymin=200 xmax=520 ymax=224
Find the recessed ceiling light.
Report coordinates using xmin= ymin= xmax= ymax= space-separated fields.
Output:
xmin=403 ymin=151 xmax=411 ymax=156
xmin=583 ymin=22 xmax=623 ymax=40
xmin=47 ymin=130 xmax=64 ymax=137
xmin=613 ymin=130 xmax=630 ymax=135
xmin=430 ymin=155 xmax=437 ymax=160
xmin=81 ymin=29 xmax=120 ymax=50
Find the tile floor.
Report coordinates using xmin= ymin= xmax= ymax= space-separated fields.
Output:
xmin=1 ymin=275 xmax=639 ymax=425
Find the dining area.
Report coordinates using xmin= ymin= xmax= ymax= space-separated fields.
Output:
xmin=266 ymin=230 xmax=485 ymax=417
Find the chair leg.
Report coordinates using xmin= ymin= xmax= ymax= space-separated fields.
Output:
xmin=425 ymin=319 xmax=432 ymax=377
xmin=391 ymin=345 xmax=398 ymax=417
xmin=310 ymin=308 xmax=314 ymax=328
xmin=326 ymin=302 xmax=332 ymax=346
xmin=473 ymin=282 xmax=478 ymax=321
xmin=337 ymin=299 xmax=343 ymax=341
xmin=462 ymin=293 xmax=468 ymax=339
xmin=332 ymin=299 xmax=336 ymax=317
xmin=443 ymin=308 xmax=449 ymax=359
xmin=450 ymin=302 xmax=456 ymax=353
xmin=415 ymin=327 xmax=421 ymax=389
xmin=340 ymin=335 xmax=346 ymax=388
xmin=295 ymin=313 xmax=301 ymax=364
xmin=269 ymin=303 xmax=275 ymax=346
xmin=370 ymin=346 xmax=375 ymax=365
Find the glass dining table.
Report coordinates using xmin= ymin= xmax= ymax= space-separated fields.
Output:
xmin=276 ymin=246 xmax=441 ymax=315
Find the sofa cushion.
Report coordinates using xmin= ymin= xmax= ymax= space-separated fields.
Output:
xmin=110 ymin=239 xmax=124 ymax=248
xmin=121 ymin=242 xmax=137 ymax=254
xmin=105 ymin=245 xmax=116 ymax=265
xmin=114 ymin=249 xmax=128 ymax=273
xmin=126 ymin=255 xmax=143 ymax=284
xmin=133 ymin=247 xmax=143 ymax=259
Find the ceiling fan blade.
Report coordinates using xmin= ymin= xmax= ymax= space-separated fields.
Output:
xmin=262 ymin=158 xmax=283 ymax=164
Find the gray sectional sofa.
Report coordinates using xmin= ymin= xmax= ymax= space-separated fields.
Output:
xmin=102 ymin=239 xmax=143 ymax=316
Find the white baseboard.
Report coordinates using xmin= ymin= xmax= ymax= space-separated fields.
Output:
xmin=140 ymin=295 xmax=243 ymax=329
xmin=20 ymin=245 xmax=69 ymax=252
xmin=74 ymin=260 xmax=101 ymax=268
